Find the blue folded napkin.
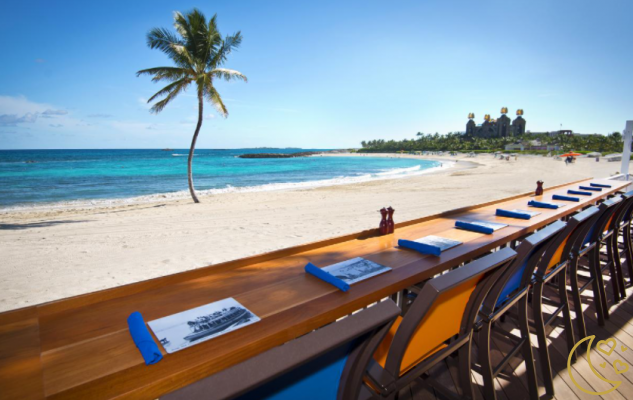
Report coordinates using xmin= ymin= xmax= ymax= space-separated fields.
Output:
xmin=305 ymin=262 xmax=350 ymax=292
xmin=528 ymin=200 xmax=560 ymax=209
xmin=553 ymin=194 xmax=580 ymax=202
xmin=127 ymin=312 xmax=163 ymax=365
xmin=398 ymin=239 xmax=441 ymax=256
xmin=579 ymin=185 xmax=602 ymax=192
xmin=590 ymin=183 xmax=612 ymax=188
xmin=496 ymin=209 xmax=532 ymax=220
xmin=455 ymin=221 xmax=494 ymax=234
xmin=568 ymin=190 xmax=592 ymax=196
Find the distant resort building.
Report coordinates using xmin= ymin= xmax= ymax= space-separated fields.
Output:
xmin=504 ymin=140 xmax=561 ymax=151
xmin=465 ymin=108 xmax=526 ymax=138
xmin=529 ymin=130 xmax=597 ymax=138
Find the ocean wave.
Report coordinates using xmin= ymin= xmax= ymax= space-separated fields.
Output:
xmin=0 ymin=161 xmax=453 ymax=212
xmin=375 ymin=165 xmax=421 ymax=176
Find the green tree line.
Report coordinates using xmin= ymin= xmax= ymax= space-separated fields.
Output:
xmin=359 ymin=132 xmax=625 ymax=154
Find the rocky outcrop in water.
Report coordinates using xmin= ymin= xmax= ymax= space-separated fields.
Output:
xmin=238 ymin=151 xmax=320 ymax=159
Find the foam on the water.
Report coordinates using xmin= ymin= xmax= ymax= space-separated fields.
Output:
xmin=0 ymin=160 xmax=453 ymax=212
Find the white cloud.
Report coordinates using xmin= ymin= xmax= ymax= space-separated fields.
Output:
xmin=0 ymin=95 xmax=200 ymax=147
xmin=42 ymin=109 xmax=68 ymax=116
xmin=0 ymin=113 xmax=38 ymax=126
xmin=0 ymin=95 xmax=81 ymax=130
xmin=0 ymin=95 xmax=51 ymax=114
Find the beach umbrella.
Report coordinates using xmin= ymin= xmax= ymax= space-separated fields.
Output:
xmin=558 ymin=152 xmax=582 ymax=157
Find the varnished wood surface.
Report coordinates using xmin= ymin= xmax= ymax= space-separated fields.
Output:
xmin=0 ymin=308 xmax=44 ymax=400
xmin=0 ymin=177 xmax=628 ymax=399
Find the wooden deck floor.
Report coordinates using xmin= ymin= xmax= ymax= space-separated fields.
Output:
xmin=402 ymin=259 xmax=633 ymax=400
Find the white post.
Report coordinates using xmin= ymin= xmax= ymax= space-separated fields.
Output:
xmin=621 ymin=121 xmax=633 ymax=179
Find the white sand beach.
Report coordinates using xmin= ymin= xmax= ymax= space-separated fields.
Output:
xmin=0 ymin=153 xmax=628 ymax=312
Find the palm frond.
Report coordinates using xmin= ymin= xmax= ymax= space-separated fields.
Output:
xmin=146 ymin=28 xmax=182 ymax=57
xmin=189 ymin=9 xmax=210 ymax=61
xmin=136 ymin=67 xmax=190 ymax=82
xmin=174 ymin=9 xmax=210 ymax=67
xmin=150 ymin=86 xmax=187 ymax=114
xmin=172 ymin=12 xmax=192 ymax=43
xmin=146 ymin=27 xmax=182 ymax=49
xmin=202 ymin=14 xmax=222 ymax=66
xmin=204 ymin=81 xmax=228 ymax=118
xmin=223 ymin=32 xmax=243 ymax=54
xmin=171 ymin=43 xmax=196 ymax=69
xmin=209 ymin=32 xmax=243 ymax=68
xmin=148 ymin=78 xmax=190 ymax=112
xmin=146 ymin=27 xmax=192 ymax=69
xmin=210 ymin=68 xmax=247 ymax=82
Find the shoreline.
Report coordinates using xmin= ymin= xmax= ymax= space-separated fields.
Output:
xmin=0 ymin=153 xmax=469 ymax=215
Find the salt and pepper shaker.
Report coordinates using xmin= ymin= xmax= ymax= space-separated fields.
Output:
xmin=535 ymin=180 xmax=544 ymax=196
xmin=386 ymin=207 xmax=395 ymax=234
xmin=379 ymin=208 xmax=388 ymax=235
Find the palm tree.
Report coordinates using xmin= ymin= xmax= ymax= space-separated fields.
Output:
xmin=137 ymin=9 xmax=247 ymax=203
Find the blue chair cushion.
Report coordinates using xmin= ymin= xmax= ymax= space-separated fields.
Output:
xmin=494 ymin=243 xmax=547 ymax=308
xmin=583 ymin=226 xmax=595 ymax=246
xmin=236 ymin=340 xmax=356 ymax=400
xmin=495 ymin=260 xmax=527 ymax=308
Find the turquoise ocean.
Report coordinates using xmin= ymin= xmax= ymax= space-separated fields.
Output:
xmin=0 ymin=149 xmax=444 ymax=209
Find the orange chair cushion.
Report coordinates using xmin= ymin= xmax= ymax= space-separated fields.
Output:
xmin=604 ymin=215 xmax=614 ymax=234
xmin=546 ymin=236 xmax=569 ymax=272
xmin=373 ymin=275 xmax=481 ymax=374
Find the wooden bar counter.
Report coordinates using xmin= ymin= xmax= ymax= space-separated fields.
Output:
xmin=0 ymin=177 xmax=629 ymax=400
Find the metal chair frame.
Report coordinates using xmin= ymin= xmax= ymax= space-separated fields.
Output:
xmin=531 ymin=205 xmax=601 ymax=396
xmin=363 ymin=248 xmax=517 ymax=400
xmin=476 ymin=221 xmax=567 ymax=400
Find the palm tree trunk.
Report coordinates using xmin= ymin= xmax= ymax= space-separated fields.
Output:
xmin=187 ymin=93 xmax=204 ymax=203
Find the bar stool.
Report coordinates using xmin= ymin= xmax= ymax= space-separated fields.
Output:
xmin=604 ymin=191 xmax=633 ymax=301
xmin=365 ymin=249 xmax=517 ymax=400
xmin=532 ymin=206 xmax=600 ymax=396
xmin=476 ymin=221 xmax=566 ymax=400
xmin=572 ymin=196 xmax=623 ymax=334
xmin=611 ymin=190 xmax=633 ymax=290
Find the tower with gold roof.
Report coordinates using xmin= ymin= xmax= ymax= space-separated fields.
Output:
xmin=496 ymin=107 xmax=511 ymax=137
xmin=511 ymin=109 xmax=526 ymax=136
xmin=466 ymin=113 xmax=476 ymax=136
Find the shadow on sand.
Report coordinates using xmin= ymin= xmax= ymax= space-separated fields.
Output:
xmin=0 ymin=220 xmax=91 ymax=230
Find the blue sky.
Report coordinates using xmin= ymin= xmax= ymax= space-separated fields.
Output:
xmin=1 ymin=0 xmax=632 ymax=149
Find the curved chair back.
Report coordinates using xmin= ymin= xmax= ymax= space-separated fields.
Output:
xmin=483 ymin=220 xmax=567 ymax=314
xmin=163 ymin=300 xmax=401 ymax=400
xmin=535 ymin=205 xmax=601 ymax=278
xmin=582 ymin=197 xmax=623 ymax=247
xmin=610 ymin=190 xmax=633 ymax=233
xmin=368 ymin=248 xmax=516 ymax=397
